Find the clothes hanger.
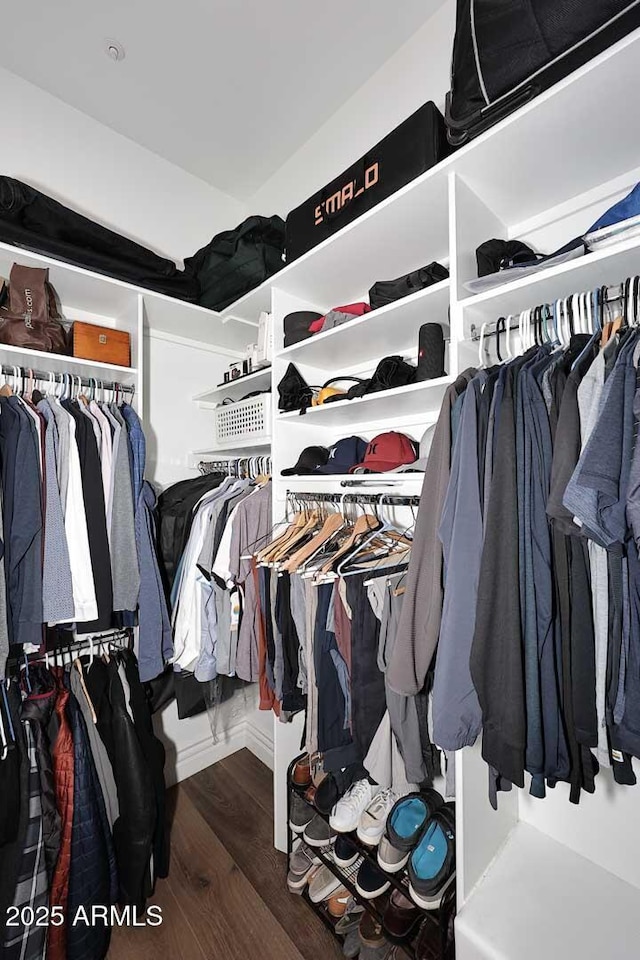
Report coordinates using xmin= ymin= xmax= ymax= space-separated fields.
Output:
xmin=478 ymin=321 xmax=491 ymax=368
xmin=257 ymin=496 xmax=314 ymax=564
xmin=284 ymin=497 xmax=347 ymax=574
xmin=337 ymin=495 xmax=413 ymax=577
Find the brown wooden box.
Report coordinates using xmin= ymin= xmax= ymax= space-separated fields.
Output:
xmin=72 ymin=321 xmax=131 ymax=367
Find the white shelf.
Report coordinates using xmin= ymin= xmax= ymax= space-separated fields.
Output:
xmin=0 ymin=240 xmax=253 ymax=354
xmin=280 ymin=280 xmax=450 ymax=369
xmin=192 ymin=437 xmax=272 ymax=455
xmin=0 ymin=342 xmax=137 ymax=380
xmin=278 ymin=377 xmax=452 ymax=426
xmin=221 ymin=29 xmax=640 ymax=324
xmin=143 ymin=293 xmax=252 ymax=354
xmin=461 ymin=233 xmax=640 ymax=334
xmin=456 ymin=823 xmax=640 ymax=960
xmin=192 ymin=367 xmax=272 ymax=406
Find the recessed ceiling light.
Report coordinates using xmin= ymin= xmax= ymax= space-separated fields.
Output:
xmin=104 ymin=39 xmax=125 ymax=62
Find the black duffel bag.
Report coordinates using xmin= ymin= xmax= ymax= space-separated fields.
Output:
xmin=445 ymin=0 xmax=640 ymax=146
xmin=185 ymin=215 xmax=285 ymax=311
xmin=369 ymin=261 xmax=449 ymax=310
xmin=0 ymin=177 xmax=199 ymax=302
xmin=286 ymin=102 xmax=449 ymax=263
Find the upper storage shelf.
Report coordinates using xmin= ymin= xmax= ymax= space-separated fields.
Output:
xmin=0 ymin=241 xmax=252 ymax=356
xmin=222 ymin=27 xmax=640 ymax=323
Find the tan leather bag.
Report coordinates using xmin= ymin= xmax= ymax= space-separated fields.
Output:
xmin=0 ymin=264 xmax=70 ymax=354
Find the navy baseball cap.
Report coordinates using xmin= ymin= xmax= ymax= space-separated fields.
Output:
xmin=315 ymin=436 xmax=367 ymax=474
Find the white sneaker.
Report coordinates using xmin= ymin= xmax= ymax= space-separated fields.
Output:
xmin=357 ymin=789 xmax=397 ymax=847
xmin=329 ymin=779 xmax=378 ymax=833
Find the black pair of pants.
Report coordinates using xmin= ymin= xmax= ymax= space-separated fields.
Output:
xmin=346 ymin=573 xmax=387 ymax=764
xmin=314 ymin=583 xmax=359 ymax=772
xmin=275 ymin=573 xmax=305 ymax=714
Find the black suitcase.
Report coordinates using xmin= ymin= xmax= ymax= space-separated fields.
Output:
xmin=445 ymin=0 xmax=640 ymax=146
xmin=285 ymin=102 xmax=449 ymax=263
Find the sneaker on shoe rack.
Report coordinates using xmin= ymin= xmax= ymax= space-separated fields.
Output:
xmin=330 ymin=779 xmax=378 ymax=833
xmin=377 ymin=835 xmax=410 ymax=874
xmin=289 ymin=793 xmax=314 ymax=834
xmin=355 ymin=859 xmax=391 ymax=900
xmin=308 ymin=862 xmax=344 ymax=904
xmin=315 ymin=763 xmax=363 ymax=815
xmin=334 ymin=898 xmax=365 ymax=935
xmin=289 ymin=840 xmax=320 ymax=874
xmin=287 ymin=860 xmax=321 ymax=895
xmin=327 ymin=886 xmax=351 ymax=918
xmin=357 ymin=789 xmax=397 ymax=847
xmin=407 ymin=803 xmax=456 ymax=911
xmin=334 ymin=834 xmax=360 ymax=869
xmin=303 ymin=814 xmax=337 ymax=848
xmin=342 ymin=929 xmax=361 ymax=959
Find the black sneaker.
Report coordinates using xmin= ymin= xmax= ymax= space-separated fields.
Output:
xmin=355 ymin=859 xmax=391 ymax=900
xmin=334 ymin=834 xmax=359 ymax=869
xmin=289 ymin=793 xmax=314 ymax=834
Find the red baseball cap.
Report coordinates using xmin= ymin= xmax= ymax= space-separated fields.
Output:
xmin=350 ymin=432 xmax=418 ymax=473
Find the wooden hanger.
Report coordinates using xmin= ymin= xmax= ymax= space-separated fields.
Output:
xmin=272 ymin=510 xmax=321 ymax=564
xmin=321 ymin=512 xmax=379 ymax=574
xmin=283 ymin=511 xmax=345 ymax=573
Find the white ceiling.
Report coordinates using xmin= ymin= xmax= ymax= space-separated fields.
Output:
xmin=3 ymin=0 xmax=445 ymax=201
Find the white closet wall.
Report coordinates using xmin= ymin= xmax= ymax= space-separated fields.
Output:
xmin=249 ymin=0 xmax=456 ymax=214
xmin=0 ymin=66 xmax=246 ymax=260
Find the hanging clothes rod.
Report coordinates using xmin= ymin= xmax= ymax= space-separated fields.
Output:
xmin=5 ymin=627 xmax=133 ymax=672
xmin=468 ymin=278 xmax=631 ymax=342
xmin=0 ymin=364 xmax=135 ymax=396
xmin=287 ymin=490 xmax=421 ymax=506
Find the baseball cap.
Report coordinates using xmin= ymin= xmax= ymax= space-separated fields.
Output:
xmin=350 ymin=432 xmax=418 ymax=473
xmin=282 ymin=445 xmax=329 ymax=476
xmin=392 ymin=424 xmax=435 ymax=472
xmin=315 ymin=436 xmax=368 ymax=474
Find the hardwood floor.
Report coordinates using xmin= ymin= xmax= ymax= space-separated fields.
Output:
xmin=108 ymin=749 xmax=342 ymax=960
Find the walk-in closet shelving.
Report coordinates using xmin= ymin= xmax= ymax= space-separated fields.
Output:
xmin=210 ymin=25 xmax=640 ymax=960
xmin=279 ymin=279 xmax=451 ymax=367
xmin=192 ymin=366 xmax=272 ymax=407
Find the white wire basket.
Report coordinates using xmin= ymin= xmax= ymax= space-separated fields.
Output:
xmin=214 ymin=393 xmax=272 ymax=447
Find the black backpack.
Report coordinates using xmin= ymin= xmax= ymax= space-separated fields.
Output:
xmin=185 ymin=215 xmax=285 ymax=311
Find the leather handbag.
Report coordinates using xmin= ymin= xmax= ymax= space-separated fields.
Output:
xmin=369 ymin=261 xmax=449 ymax=309
xmin=0 ymin=264 xmax=70 ymax=354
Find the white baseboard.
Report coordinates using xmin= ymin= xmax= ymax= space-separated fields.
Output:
xmin=166 ymin=722 xmax=246 ymax=787
xmin=167 ymin=717 xmax=274 ymax=786
xmin=245 ymin=718 xmax=275 ymax=770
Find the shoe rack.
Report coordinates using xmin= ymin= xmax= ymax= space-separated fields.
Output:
xmin=286 ymin=755 xmax=455 ymax=960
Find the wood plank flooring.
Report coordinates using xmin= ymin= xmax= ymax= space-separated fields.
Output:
xmin=108 ymin=749 xmax=342 ymax=960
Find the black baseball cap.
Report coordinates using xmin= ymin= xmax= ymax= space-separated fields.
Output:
xmin=282 ymin=446 xmax=329 ymax=476
xmin=315 ymin=436 xmax=367 ymax=474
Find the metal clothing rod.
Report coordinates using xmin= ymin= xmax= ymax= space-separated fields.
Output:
xmin=5 ymin=628 xmax=133 ymax=671
xmin=0 ymin=364 xmax=135 ymax=395
xmin=287 ymin=490 xmax=421 ymax=506
xmin=340 ymin=478 xmax=416 ymax=487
